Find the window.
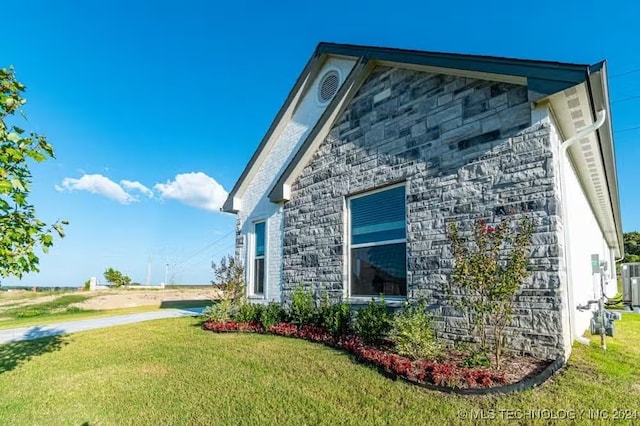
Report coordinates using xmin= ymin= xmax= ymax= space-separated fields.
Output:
xmin=349 ymin=185 xmax=407 ymax=297
xmin=253 ymin=221 xmax=265 ymax=295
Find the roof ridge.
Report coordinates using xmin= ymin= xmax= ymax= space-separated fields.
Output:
xmin=315 ymin=41 xmax=595 ymax=69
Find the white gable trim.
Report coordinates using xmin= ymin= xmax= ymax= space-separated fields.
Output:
xmin=268 ymin=58 xmax=373 ymax=203
xmin=223 ymin=54 xmax=359 ymax=213
xmin=227 ymin=72 xmax=312 ymax=212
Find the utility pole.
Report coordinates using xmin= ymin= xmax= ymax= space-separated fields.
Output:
xmin=146 ymin=251 xmax=153 ymax=286
xmin=165 ymin=263 xmax=169 ymax=286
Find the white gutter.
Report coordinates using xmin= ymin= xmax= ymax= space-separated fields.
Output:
xmin=560 ymin=109 xmax=607 ymax=156
xmin=559 ymin=109 xmax=607 ymax=346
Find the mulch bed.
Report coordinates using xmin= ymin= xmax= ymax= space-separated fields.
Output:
xmin=433 ymin=348 xmax=552 ymax=386
xmin=202 ymin=320 xmax=556 ymax=393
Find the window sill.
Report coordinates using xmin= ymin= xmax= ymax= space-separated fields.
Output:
xmin=248 ymin=295 xmax=265 ymax=300
xmin=347 ymin=296 xmax=407 ymax=308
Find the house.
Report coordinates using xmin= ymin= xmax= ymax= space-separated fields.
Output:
xmin=222 ymin=43 xmax=623 ymax=359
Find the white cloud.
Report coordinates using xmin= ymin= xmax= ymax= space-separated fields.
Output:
xmin=121 ymin=180 xmax=154 ymax=198
xmin=57 ymin=174 xmax=137 ymax=204
xmin=154 ymin=172 xmax=228 ymax=212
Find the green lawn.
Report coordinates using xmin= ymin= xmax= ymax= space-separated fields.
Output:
xmin=0 ymin=298 xmax=212 ymax=330
xmin=0 ymin=305 xmax=163 ymax=330
xmin=0 ymin=294 xmax=91 ymax=318
xmin=0 ymin=315 xmax=638 ymax=425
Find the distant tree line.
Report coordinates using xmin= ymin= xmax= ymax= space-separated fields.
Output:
xmin=104 ymin=267 xmax=131 ymax=288
xmin=624 ymin=232 xmax=640 ymax=263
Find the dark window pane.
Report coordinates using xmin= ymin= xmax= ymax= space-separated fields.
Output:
xmin=254 ymin=258 xmax=264 ymax=294
xmin=351 ymin=243 xmax=406 ymax=296
xmin=351 ymin=186 xmax=406 ymax=245
xmin=255 ymin=222 xmax=265 ymax=256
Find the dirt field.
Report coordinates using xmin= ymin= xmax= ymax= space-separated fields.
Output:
xmin=0 ymin=291 xmax=64 ymax=308
xmin=72 ymin=288 xmax=221 ymax=310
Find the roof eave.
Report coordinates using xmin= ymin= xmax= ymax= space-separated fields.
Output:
xmin=587 ymin=62 xmax=625 ymax=257
xmin=317 ymin=42 xmax=590 ymax=96
xmin=221 ymin=196 xmax=239 ymax=214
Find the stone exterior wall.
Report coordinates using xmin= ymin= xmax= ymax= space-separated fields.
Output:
xmin=281 ymin=65 xmax=566 ymax=358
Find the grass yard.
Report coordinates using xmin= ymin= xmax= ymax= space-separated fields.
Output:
xmin=0 ymin=305 xmax=165 ymax=330
xmin=0 ymin=295 xmax=213 ymax=330
xmin=0 ymin=294 xmax=91 ymax=318
xmin=0 ymin=315 xmax=638 ymax=425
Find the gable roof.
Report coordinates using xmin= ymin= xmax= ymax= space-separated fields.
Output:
xmin=222 ymin=42 xmax=622 ymax=255
xmin=316 ymin=42 xmax=601 ymax=94
xmin=223 ymin=42 xmax=598 ymax=213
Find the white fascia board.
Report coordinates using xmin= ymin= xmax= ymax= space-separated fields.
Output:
xmin=548 ymin=84 xmax=621 ymax=256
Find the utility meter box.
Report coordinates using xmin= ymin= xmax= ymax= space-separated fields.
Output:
xmin=591 ymin=254 xmax=600 ymax=274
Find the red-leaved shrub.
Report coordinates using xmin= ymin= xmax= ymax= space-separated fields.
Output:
xmin=202 ymin=320 xmax=263 ymax=333
xmin=268 ymin=322 xmax=298 ymax=336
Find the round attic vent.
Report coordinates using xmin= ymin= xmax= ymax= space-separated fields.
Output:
xmin=318 ymin=70 xmax=340 ymax=103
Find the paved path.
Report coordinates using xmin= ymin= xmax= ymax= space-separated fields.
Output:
xmin=0 ymin=307 xmax=205 ymax=344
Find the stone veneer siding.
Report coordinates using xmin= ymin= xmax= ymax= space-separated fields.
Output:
xmin=282 ymin=65 xmax=566 ymax=358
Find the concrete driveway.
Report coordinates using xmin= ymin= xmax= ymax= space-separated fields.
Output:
xmin=0 ymin=307 xmax=204 ymax=344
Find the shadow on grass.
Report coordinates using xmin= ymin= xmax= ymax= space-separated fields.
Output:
xmin=159 ymin=299 xmax=214 ymax=309
xmin=0 ymin=327 xmax=67 ymax=374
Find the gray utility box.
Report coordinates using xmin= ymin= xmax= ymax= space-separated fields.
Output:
xmin=621 ymin=263 xmax=640 ymax=305
xmin=633 ymin=277 xmax=640 ymax=307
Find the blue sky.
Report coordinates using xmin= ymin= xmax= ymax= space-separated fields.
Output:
xmin=2 ymin=0 xmax=639 ymax=287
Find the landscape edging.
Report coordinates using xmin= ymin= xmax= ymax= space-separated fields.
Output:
xmin=359 ymin=354 xmax=565 ymax=395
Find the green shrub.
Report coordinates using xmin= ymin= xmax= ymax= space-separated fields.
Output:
xmin=354 ymin=298 xmax=392 ymax=344
xmin=45 ymin=295 xmax=90 ymax=309
xmin=235 ymin=303 xmax=265 ymax=323
xmin=390 ymin=299 xmax=440 ymax=360
xmin=462 ymin=350 xmax=491 ymax=367
xmin=212 ymin=255 xmax=245 ymax=305
xmin=13 ymin=308 xmax=47 ymax=318
xmin=289 ymin=285 xmax=315 ymax=326
xmin=261 ymin=302 xmax=286 ymax=329
xmin=321 ymin=301 xmax=352 ymax=335
xmin=202 ymin=300 xmax=233 ymax=323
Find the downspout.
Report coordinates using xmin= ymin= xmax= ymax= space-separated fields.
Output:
xmin=558 ymin=109 xmax=607 ymax=346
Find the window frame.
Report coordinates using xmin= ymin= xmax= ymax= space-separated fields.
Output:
xmin=250 ymin=220 xmax=266 ymax=297
xmin=346 ymin=182 xmax=408 ymax=303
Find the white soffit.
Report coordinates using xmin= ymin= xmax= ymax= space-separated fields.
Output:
xmin=549 ymin=83 xmax=619 ymax=253
xmin=377 ymin=60 xmax=527 ymax=86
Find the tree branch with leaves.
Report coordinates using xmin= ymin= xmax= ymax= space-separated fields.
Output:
xmin=0 ymin=66 xmax=67 ymax=279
